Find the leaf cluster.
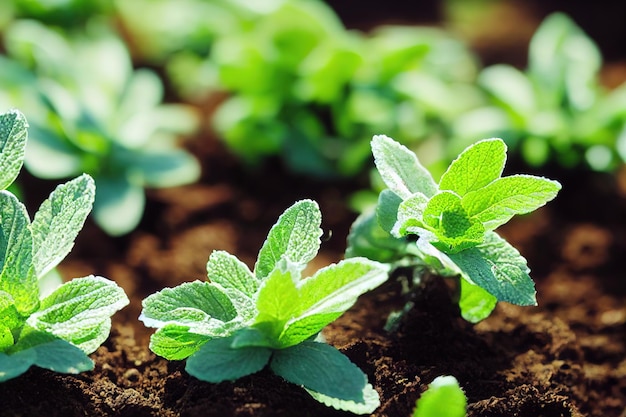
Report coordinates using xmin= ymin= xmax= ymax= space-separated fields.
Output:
xmin=452 ymin=12 xmax=626 ymax=171
xmin=0 ymin=20 xmax=201 ymax=236
xmin=0 ymin=109 xmax=128 ymax=382
xmin=348 ymin=135 xmax=561 ymax=322
xmin=140 ymin=199 xmax=388 ymax=414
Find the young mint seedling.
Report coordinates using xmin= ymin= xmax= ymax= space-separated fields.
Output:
xmin=347 ymin=135 xmax=561 ymax=322
xmin=0 ymin=109 xmax=129 ymax=382
xmin=413 ymin=375 xmax=467 ymax=417
xmin=140 ymin=199 xmax=388 ymax=414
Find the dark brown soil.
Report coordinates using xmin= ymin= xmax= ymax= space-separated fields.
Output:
xmin=2 ymin=132 xmax=626 ymax=417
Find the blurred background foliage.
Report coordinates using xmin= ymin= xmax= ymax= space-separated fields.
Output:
xmin=0 ymin=0 xmax=624 ymax=230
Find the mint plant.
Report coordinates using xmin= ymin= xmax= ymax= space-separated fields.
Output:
xmin=0 ymin=109 xmax=129 ymax=382
xmin=1 ymin=20 xmax=201 ymax=236
xmin=412 ymin=375 xmax=466 ymax=417
xmin=347 ymin=135 xmax=561 ymax=323
xmin=452 ymin=12 xmax=626 ymax=171
xmin=140 ymin=199 xmax=388 ymax=414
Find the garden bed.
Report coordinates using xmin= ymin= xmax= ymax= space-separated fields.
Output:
xmin=1 ymin=136 xmax=624 ymax=417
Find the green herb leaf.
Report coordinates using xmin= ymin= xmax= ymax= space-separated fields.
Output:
xmin=149 ymin=324 xmax=211 ymax=360
xmin=305 ymin=383 xmax=380 ymax=415
xmin=413 ymin=375 xmax=466 ymax=417
xmin=371 ymin=135 xmax=438 ymax=199
xmin=346 ymin=210 xmax=409 ymax=263
xmin=270 ymin=341 xmax=370 ymax=404
xmin=422 ymin=191 xmax=485 ymax=252
xmin=186 ymin=335 xmax=272 ymax=383
xmin=391 ymin=192 xmax=429 ymax=238
xmin=0 ymin=349 xmax=35 ymax=382
xmin=140 ymin=280 xmax=239 ymax=340
xmin=0 ymin=191 xmax=39 ymax=315
xmin=27 ymin=275 xmax=129 ymax=353
xmin=438 ymin=138 xmax=506 ymax=196
xmin=0 ymin=110 xmax=27 ymax=191
xmin=92 ymin=176 xmax=146 ymax=237
xmin=458 ymin=279 xmax=497 ymax=323
xmin=376 ymin=188 xmax=404 ymax=233
xmin=255 ymin=200 xmax=322 ymax=280
xmin=31 ymin=173 xmax=96 ymax=278
xmin=278 ymin=258 xmax=388 ymax=347
xmin=462 ymin=175 xmax=561 ymax=231
xmin=448 ymin=232 xmax=536 ymax=306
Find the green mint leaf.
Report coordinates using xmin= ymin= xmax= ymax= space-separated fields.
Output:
xmin=270 ymin=341 xmax=370 ymax=404
xmin=371 ymin=135 xmax=437 ymax=199
xmin=413 ymin=375 xmax=467 ymax=417
xmin=0 ymin=110 xmax=27 ymax=191
xmin=305 ymin=383 xmax=381 ymax=415
xmin=448 ymin=232 xmax=536 ymax=306
xmin=278 ymin=258 xmax=388 ymax=347
xmin=26 ymin=275 xmax=129 ymax=353
xmin=0 ymin=191 xmax=39 ymax=314
xmin=207 ymin=250 xmax=258 ymax=297
xmin=0 ymin=348 xmax=35 ymax=382
xmin=422 ymin=191 xmax=485 ymax=252
xmin=391 ymin=192 xmax=429 ymax=238
xmin=0 ymin=325 xmax=14 ymax=351
xmin=254 ymin=262 xmax=300 ymax=343
xmin=438 ymin=138 xmax=506 ymax=197
xmin=186 ymin=335 xmax=272 ymax=383
xmin=346 ymin=210 xmax=409 ymax=263
xmin=458 ymin=278 xmax=497 ymax=323
xmin=376 ymin=189 xmax=404 ymax=233
xmin=140 ymin=280 xmax=239 ymax=338
xmin=255 ymin=199 xmax=322 ymax=280
xmin=0 ymin=290 xmax=23 ymax=333
xmin=149 ymin=324 xmax=211 ymax=360
xmin=462 ymin=175 xmax=561 ymax=231
xmin=31 ymin=173 xmax=96 ymax=278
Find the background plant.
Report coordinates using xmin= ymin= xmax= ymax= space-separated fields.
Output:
xmin=347 ymin=135 xmax=561 ymax=323
xmin=0 ymin=20 xmax=201 ymax=236
xmin=140 ymin=199 xmax=388 ymax=414
xmin=0 ymin=109 xmax=128 ymax=382
xmin=451 ymin=12 xmax=626 ymax=171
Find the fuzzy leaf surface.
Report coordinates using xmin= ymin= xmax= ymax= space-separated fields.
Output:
xmin=31 ymin=174 xmax=95 ymax=278
xmin=140 ymin=280 xmax=239 ymax=338
xmin=306 ymin=383 xmax=380 ymax=415
xmin=27 ymin=275 xmax=129 ymax=353
xmin=371 ymin=135 xmax=437 ymax=199
xmin=391 ymin=192 xmax=429 ymax=238
xmin=0 ymin=191 xmax=38 ymax=314
xmin=186 ymin=335 xmax=271 ymax=383
xmin=439 ymin=138 xmax=506 ymax=197
xmin=462 ymin=175 xmax=561 ymax=231
xmin=448 ymin=232 xmax=536 ymax=306
xmin=149 ymin=324 xmax=211 ymax=360
xmin=0 ymin=110 xmax=27 ymax=191
xmin=255 ymin=200 xmax=322 ymax=280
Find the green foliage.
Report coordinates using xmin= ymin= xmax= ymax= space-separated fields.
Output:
xmin=348 ymin=135 xmax=560 ymax=322
xmin=141 ymin=199 xmax=388 ymax=413
xmin=413 ymin=375 xmax=467 ymax=417
xmin=452 ymin=12 xmax=626 ymax=171
xmin=0 ymin=20 xmax=201 ymax=236
xmin=0 ymin=109 xmax=129 ymax=382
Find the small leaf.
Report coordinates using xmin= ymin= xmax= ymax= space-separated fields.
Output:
xmin=140 ymin=280 xmax=238 ymax=337
xmin=31 ymin=174 xmax=96 ymax=278
xmin=376 ymin=189 xmax=403 ymax=233
xmin=207 ymin=250 xmax=258 ymax=298
xmin=391 ymin=192 xmax=429 ymax=238
xmin=270 ymin=341 xmax=369 ymax=403
xmin=0 ymin=325 xmax=14 ymax=351
xmin=448 ymin=232 xmax=536 ymax=306
xmin=462 ymin=175 xmax=561 ymax=230
xmin=371 ymin=135 xmax=437 ymax=199
xmin=186 ymin=336 xmax=271 ymax=383
xmin=439 ymin=138 xmax=506 ymax=197
xmin=423 ymin=191 xmax=484 ymax=252
xmin=255 ymin=200 xmax=322 ymax=280
xmin=0 ymin=109 xmax=28 ymax=191
xmin=306 ymin=383 xmax=380 ymax=415
xmin=27 ymin=275 xmax=129 ymax=353
xmin=149 ymin=324 xmax=211 ymax=360
xmin=413 ymin=375 xmax=467 ymax=417
xmin=0 ymin=191 xmax=39 ymax=314
xmin=92 ymin=176 xmax=145 ymax=236
xmin=458 ymin=278 xmax=497 ymax=323
xmin=346 ymin=210 xmax=409 ymax=263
